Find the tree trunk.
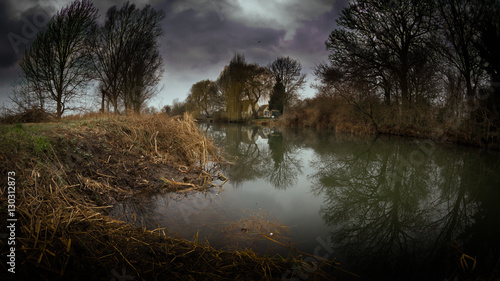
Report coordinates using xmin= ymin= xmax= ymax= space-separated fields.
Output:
xmin=112 ymin=98 xmax=119 ymax=114
xmin=399 ymin=71 xmax=409 ymax=107
xmin=56 ymin=90 xmax=63 ymax=119
xmin=383 ymin=79 xmax=391 ymax=106
xmin=399 ymin=46 xmax=410 ymax=107
xmin=100 ymin=91 xmax=105 ymax=113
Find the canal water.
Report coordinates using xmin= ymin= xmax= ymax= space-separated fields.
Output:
xmin=112 ymin=123 xmax=500 ymax=280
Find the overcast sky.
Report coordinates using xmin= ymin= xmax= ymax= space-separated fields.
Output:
xmin=0 ymin=0 xmax=348 ymax=111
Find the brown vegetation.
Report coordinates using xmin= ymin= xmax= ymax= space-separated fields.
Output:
xmin=0 ymin=108 xmax=52 ymax=124
xmin=293 ymin=0 xmax=500 ymax=149
xmin=280 ymin=94 xmax=500 ymax=149
xmin=0 ymin=113 xmax=334 ymax=280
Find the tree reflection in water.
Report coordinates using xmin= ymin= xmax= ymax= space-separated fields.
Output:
xmin=309 ymin=136 xmax=500 ymax=279
xmin=109 ymin=124 xmax=500 ymax=279
xmin=266 ymin=130 xmax=303 ymax=189
xmin=199 ymin=123 xmax=500 ymax=279
xmin=209 ymin=124 xmax=303 ymax=190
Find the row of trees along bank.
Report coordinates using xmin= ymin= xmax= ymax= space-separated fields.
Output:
xmin=183 ymin=54 xmax=306 ymax=122
xmin=299 ymin=0 xmax=499 ymax=147
xmin=11 ymin=0 xmax=164 ymax=119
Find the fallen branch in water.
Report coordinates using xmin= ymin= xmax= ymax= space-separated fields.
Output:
xmin=160 ymin=177 xmax=196 ymax=188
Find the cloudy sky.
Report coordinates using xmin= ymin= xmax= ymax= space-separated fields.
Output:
xmin=0 ymin=0 xmax=348 ymax=111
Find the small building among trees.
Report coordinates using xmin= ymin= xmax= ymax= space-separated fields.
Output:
xmin=258 ymin=104 xmax=270 ymax=118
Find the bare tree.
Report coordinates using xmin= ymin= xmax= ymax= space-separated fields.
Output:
xmin=10 ymin=78 xmax=47 ymax=112
xmin=268 ymin=56 xmax=306 ymax=112
xmin=18 ymin=0 xmax=98 ymax=119
xmin=331 ymin=0 xmax=437 ymax=107
xmin=244 ymin=63 xmax=273 ymax=118
xmin=121 ymin=5 xmax=164 ymax=113
xmin=436 ymin=0 xmax=487 ymax=104
xmin=91 ymin=2 xmax=165 ymax=114
xmin=478 ymin=0 xmax=500 ymax=128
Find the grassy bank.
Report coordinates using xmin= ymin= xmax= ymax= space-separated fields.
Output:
xmin=0 ymin=113 xmax=332 ymax=280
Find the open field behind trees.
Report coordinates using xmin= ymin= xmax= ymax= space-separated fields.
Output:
xmin=0 ymin=113 xmax=335 ymax=280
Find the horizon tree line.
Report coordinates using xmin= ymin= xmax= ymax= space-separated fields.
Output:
xmin=184 ymin=54 xmax=307 ymax=122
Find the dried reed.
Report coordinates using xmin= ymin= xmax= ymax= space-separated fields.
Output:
xmin=0 ymin=113 xmax=334 ymax=280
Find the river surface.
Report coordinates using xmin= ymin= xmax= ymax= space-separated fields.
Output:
xmin=112 ymin=123 xmax=500 ymax=280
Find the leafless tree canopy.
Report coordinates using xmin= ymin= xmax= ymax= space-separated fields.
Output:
xmin=16 ymin=0 xmax=98 ymax=119
xmin=309 ymin=0 xmax=500 ymax=144
xmin=268 ymin=57 xmax=306 ymax=110
xmin=90 ymin=2 xmax=165 ymax=114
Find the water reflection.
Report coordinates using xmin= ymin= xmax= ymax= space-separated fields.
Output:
xmin=205 ymin=124 xmax=303 ymax=190
xmin=112 ymin=124 xmax=500 ymax=280
xmin=204 ymin=124 xmax=500 ymax=279
xmin=309 ymin=136 xmax=500 ymax=279
xmin=267 ymin=131 xmax=303 ymax=189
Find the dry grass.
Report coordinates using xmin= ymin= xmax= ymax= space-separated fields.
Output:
xmin=0 ymin=107 xmax=52 ymax=124
xmin=0 ymin=113 xmax=334 ymax=280
xmin=280 ymin=97 xmax=500 ymax=148
xmin=107 ymin=113 xmax=223 ymax=169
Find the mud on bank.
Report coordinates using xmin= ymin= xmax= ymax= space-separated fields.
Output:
xmin=0 ymin=114 xmax=333 ymax=280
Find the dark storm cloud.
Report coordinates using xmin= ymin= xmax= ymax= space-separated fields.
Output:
xmin=159 ymin=3 xmax=286 ymax=72
xmin=285 ymin=3 xmax=343 ymax=58
xmin=0 ymin=2 xmax=54 ymax=68
xmin=155 ymin=0 xmax=348 ymax=76
xmin=0 ymin=0 xmax=350 ymax=106
xmin=0 ymin=3 xmax=18 ymax=68
xmin=0 ymin=1 xmax=56 ymax=103
xmin=161 ymin=0 xmax=347 ymax=99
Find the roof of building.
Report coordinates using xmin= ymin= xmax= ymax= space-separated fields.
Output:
xmin=258 ymin=104 xmax=269 ymax=112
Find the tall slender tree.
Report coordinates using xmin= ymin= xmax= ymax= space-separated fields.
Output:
xmin=269 ymin=77 xmax=285 ymax=114
xmin=476 ymin=0 xmax=500 ymax=135
xmin=217 ymin=54 xmax=247 ymax=121
xmin=437 ymin=0 xmax=487 ymax=105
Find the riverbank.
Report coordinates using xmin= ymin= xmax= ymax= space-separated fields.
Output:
xmin=276 ymin=102 xmax=500 ymax=150
xmin=0 ymin=114 xmax=332 ymax=280
xmin=197 ymin=123 xmax=500 ymax=281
